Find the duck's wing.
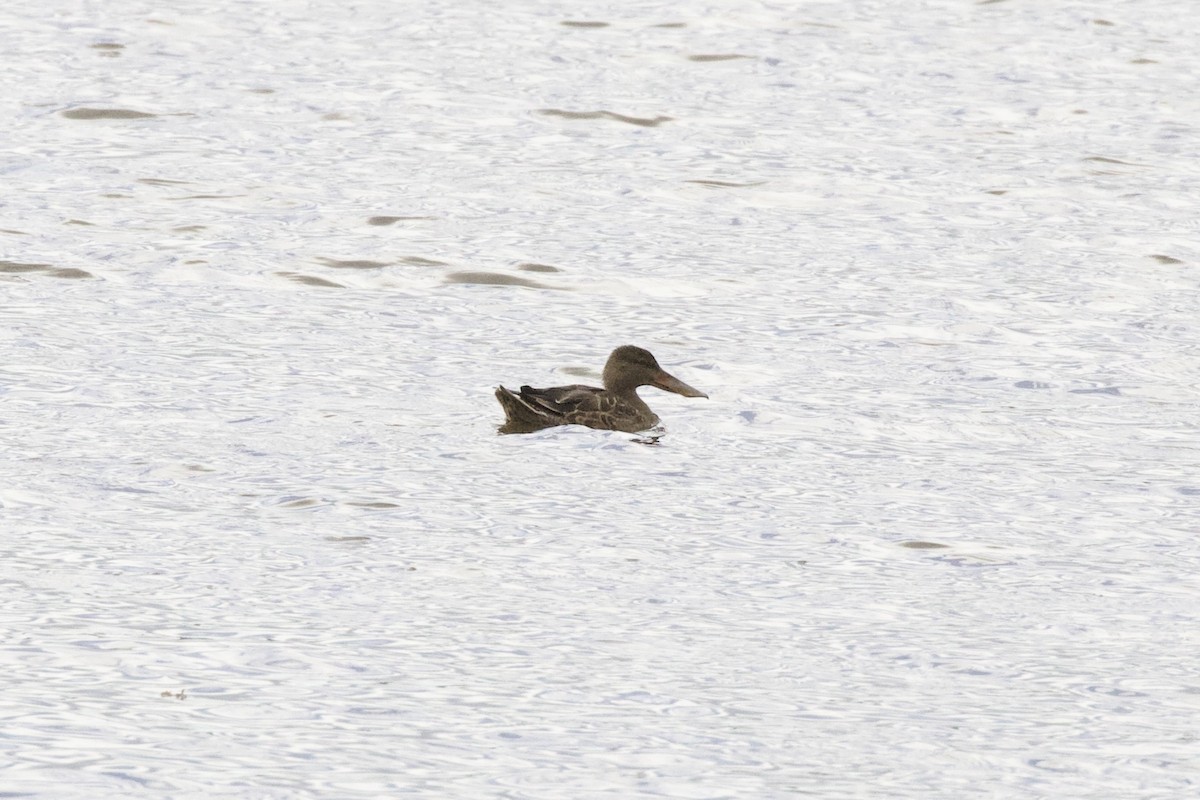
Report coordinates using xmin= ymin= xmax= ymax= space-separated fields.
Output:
xmin=495 ymin=384 xmax=603 ymax=433
xmin=516 ymin=384 xmax=604 ymax=418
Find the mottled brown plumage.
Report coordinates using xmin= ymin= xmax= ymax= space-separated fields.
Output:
xmin=495 ymin=345 xmax=707 ymax=434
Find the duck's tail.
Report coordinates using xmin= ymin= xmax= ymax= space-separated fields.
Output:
xmin=495 ymin=386 xmax=554 ymax=434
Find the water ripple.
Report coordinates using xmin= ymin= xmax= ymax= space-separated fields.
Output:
xmin=3 ymin=0 xmax=1200 ymax=797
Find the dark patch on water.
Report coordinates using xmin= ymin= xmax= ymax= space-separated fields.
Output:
xmin=61 ymin=107 xmax=156 ymax=120
xmin=445 ymin=271 xmax=557 ymax=289
xmin=1068 ymin=386 xmax=1121 ymax=396
xmin=367 ymin=215 xmax=436 ymax=226
xmin=688 ymin=54 xmax=753 ymax=62
xmin=538 ymin=109 xmax=673 ymax=127
xmin=317 ymin=257 xmax=392 ymax=269
xmin=0 ymin=260 xmax=93 ymax=279
xmin=278 ymin=271 xmax=345 ymax=288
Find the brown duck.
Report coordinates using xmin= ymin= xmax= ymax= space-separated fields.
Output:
xmin=495 ymin=345 xmax=707 ymax=434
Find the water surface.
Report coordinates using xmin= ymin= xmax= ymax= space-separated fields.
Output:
xmin=3 ymin=0 xmax=1199 ymax=797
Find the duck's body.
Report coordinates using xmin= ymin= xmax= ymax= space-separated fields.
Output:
xmin=495 ymin=345 xmax=707 ymax=434
xmin=496 ymin=382 xmax=661 ymax=434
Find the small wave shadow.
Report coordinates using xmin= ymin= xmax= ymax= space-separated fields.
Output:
xmin=538 ymin=109 xmax=673 ymax=127
xmin=445 ymin=271 xmax=565 ymax=290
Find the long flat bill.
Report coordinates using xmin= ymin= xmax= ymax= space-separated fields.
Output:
xmin=653 ymin=370 xmax=707 ymax=398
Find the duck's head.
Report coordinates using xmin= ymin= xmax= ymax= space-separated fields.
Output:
xmin=602 ymin=345 xmax=707 ymax=398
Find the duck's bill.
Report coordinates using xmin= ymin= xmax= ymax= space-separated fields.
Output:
xmin=653 ymin=370 xmax=708 ymax=398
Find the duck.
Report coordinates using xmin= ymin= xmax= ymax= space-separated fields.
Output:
xmin=495 ymin=345 xmax=707 ymax=434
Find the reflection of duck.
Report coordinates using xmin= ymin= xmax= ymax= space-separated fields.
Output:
xmin=495 ymin=345 xmax=708 ymax=434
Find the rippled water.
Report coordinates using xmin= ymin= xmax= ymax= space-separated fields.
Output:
xmin=4 ymin=0 xmax=1200 ymax=797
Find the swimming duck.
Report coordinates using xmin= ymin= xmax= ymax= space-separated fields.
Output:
xmin=495 ymin=345 xmax=707 ymax=434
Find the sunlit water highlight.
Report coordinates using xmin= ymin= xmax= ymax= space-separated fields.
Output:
xmin=3 ymin=0 xmax=1199 ymax=797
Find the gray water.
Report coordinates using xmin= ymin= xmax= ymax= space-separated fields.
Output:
xmin=3 ymin=1 xmax=1199 ymax=797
